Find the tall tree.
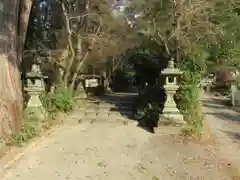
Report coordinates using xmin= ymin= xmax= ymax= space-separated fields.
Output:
xmin=133 ymin=0 xmax=221 ymax=63
xmin=0 ymin=0 xmax=32 ymax=137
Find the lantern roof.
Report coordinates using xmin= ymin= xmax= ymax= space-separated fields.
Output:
xmin=161 ymin=58 xmax=182 ymax=75
xmin=26 ymin=64 xmax=48 ymax=79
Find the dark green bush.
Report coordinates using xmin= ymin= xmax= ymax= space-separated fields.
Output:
xmin=132 ymin=86 xmax=166 ymax=129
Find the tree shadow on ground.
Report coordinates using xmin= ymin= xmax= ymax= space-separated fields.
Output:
xmin=206 ymin=111 xmax=240 ymax=123
xmin=219 ymin=130 xmax=240 ymax=142
xmin=202 ymin=99 xmax=240 ymax=123
xmin=202 ymin=99 xmax=229 ymax=108
xmin=92 ymin=92 xmax=154 ymax=133
xmin=93 ymin=92 xmax=138 ymax=120
xmin=93 ymin=90 xmax=166 ymax=134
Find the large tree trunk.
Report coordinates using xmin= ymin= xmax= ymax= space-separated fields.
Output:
xmin=18 ymin=0 xmax=32 ymax=64
xmin=0 ymin=0 xmax=31 ymax=138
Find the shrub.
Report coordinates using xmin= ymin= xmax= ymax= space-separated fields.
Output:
xmin=132 ymin=86 xmax=166 ymax=130
xmin=11 ymin=85 xmax=76 ymax=146
xmin=42 ymin=85 xmax=75 ymax=113
xmin=175 ymin=59 xmax=204 ymax=136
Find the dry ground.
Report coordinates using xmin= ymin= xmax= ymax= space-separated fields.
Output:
xmin=0 ymin=95 xmax=239 ymax=180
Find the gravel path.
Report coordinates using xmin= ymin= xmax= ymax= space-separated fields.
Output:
xmin=0 ymin=94 xmax=239 ymax=180
xmin=202 ymin=95 xmax=240 ymax=174
xmin=0 ymin=121 xmax=234 ymax=180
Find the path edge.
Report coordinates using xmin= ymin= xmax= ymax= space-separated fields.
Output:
xmin=0 ymin=112 xmax=71 ymax=173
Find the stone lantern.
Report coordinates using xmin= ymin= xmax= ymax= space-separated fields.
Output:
xmin=24 ymin=63 xmax=48 ymax=120
xmin=160 ymin=58 xmax=185 ymax=125
xmin=231 ymin=70 xmax=240 ymax=106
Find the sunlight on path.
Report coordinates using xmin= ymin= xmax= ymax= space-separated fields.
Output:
xmin=0 ymin=120 xmax=233 ymax=180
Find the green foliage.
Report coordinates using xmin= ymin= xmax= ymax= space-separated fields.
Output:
xmin=20 ymin=0 xmax=240 ymax=142
xmin=12 ymin=114 xmax=40 ymax=146
xmin=175 ymin=58 xmax=204 ymax=136
xmin=207 ymin=39 xmax=240 ymax=72
xmin=134 ymin=102 xmax=160 ymax=128
xmin=133 ymin=0 xmax=220 ymax=56
xmin=130 ymin=44 xmax=166 ymax=130
xmin=11 ymin=85 xmax=76 ymax=146
xmin=128 ymin=43 xmax=168 ymax=89
xmin=132 ymin=85 xmax=165 ymax=130
xmin=43 ymin=85 xmax=75 ymax=113
xmin=207 ymin=0 xmax=240 ymax=72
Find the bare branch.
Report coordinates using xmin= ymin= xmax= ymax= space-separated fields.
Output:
xmin=70 ymin=14 xmax=103 ymax=88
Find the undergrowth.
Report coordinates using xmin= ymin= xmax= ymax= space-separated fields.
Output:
xmin=11 ymin=85 xmax=76 ymax=146
xmin=132 ymin=86 xmax=165 ymax=130
xmin=175 ymin=58 xmax=204 ymax=137
xmin=12 ymin=113 xmax=40 ymax=146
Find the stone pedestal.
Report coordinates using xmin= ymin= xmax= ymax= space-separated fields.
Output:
xmin=25 ymin=89 xmax=47 ymax=120
xmin=160 ymin=85 xmax=184 ymax=125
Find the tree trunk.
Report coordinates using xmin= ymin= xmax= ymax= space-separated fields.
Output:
xmin=17 ymin=0 xmax=32 ymax=64
xmin=0 ymin=0 xmax=31 ymax=138
xmin=69 ymin=37 xmax=84 ymax=91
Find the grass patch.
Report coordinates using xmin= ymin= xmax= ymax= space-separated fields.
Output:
xmin=9 ymin=85 xmax=78 ymax=147
xmin=11 ymin=114 xmax=40 ymax=146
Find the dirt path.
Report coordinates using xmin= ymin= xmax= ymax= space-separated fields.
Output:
xmin=0 ymin=121 xmax=235 ymax=180
xmin=202 ymin=95 xmax=240 ymax=173
xmin=0 ymin=94 xmax=239 ymax=180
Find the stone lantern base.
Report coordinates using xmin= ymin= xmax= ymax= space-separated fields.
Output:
xmin=76 ymin=82 xmax=87 ymax=99
xmin=25 ymin=106 xmax=47 ymax=121
xmin=160 ymin=110 xmax=184 ymax=126
xmin=25 ymin=90 xmax=48 ymax=121
xmin=159 ymin=85 xmax=185 ymax=126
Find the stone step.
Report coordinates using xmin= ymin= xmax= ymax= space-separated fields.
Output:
xmin=78 ymin=116 xmax=137 ymax=124
xmin=105 ymin=101 xmax=133 ymax=105
xmin=84 ymin=106 xmax=133 ymax=113
xmin=79 ymin=106 xmax=132 ymax=113
xmin=70 ymin=111 xmax=132 ymax=122
xmin=88 ymin=99 xmax=133 ymax=105
xmin=66 ymin=114 xmax=137 ymax=125
xmin=108 ymin=110 xmax=132 ymax=117
xmin=100 ymin=106 xmax=131 ymax=111
xmin=87 ymin=103 xmax=132 ymax=109
xmin=88 ymin=101 xmax=132 ymax=106
xmin=96 ymin=95 xmax=137 ymax=100
xmin=67 ymin=111 xmax=136 ymax=125
xmin=83 ymin=110 xmax=132 ymax=117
